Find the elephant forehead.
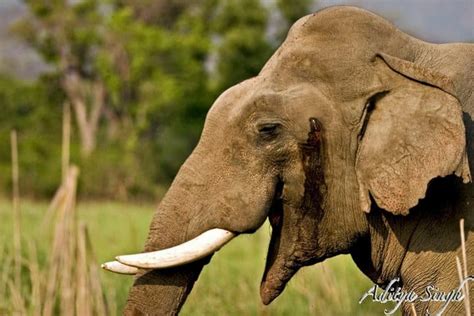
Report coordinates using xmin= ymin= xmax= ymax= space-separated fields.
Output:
xmin=289 ymin=6 xmax=398 ymax=45
xmin=260 ymin=6 xmax=401 ymax=101
xmin=261 ymin=44 xmax=380 ymax=103
xmin=224 ymin=83 xmax=335 ymax=123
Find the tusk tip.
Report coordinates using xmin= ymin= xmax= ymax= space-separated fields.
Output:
xmin=102 ymin=260 xmax=138 ymax=275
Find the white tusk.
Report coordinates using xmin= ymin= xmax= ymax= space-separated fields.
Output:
xmin=116 ymin=228 xmax=236 ymax=269
xmin=101 ymin=261 xmax=139 ymax=275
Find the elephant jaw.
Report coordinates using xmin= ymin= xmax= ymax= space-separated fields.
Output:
xmin=260 ymin=264 xmax=298 ymax=305
xmin=260 ymin=199 xmax=300 ymax=305
xmin=259 ymin=234 xmax=299 ymax=305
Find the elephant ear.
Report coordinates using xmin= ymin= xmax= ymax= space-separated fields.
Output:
xmin=356 ymin=53 xmax=471 ymax=215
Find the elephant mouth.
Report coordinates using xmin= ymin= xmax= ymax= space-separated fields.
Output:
xmin=260 ymin=183 xmax=301 ymax=305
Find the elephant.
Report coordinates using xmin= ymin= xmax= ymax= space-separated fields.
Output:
xmin=103 ymin=6 xmax=474 ymax=315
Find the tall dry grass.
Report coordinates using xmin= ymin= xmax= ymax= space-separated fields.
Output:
xmin=0 ymin=105 xmax=114 ymax=315
xmin=10 ymin=130 xmax=21 ymax=291
xmin=0 ymin=165 xmax=115 ymax=315
xmin=456 ymin=218 xmax=471 ymax=316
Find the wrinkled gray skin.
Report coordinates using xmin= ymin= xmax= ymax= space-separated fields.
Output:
xmin=124 ymin=6 xmax=473 ymax=315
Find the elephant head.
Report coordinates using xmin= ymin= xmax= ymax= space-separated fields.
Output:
xmin=103 ymin=6 xmax=471 ymax=314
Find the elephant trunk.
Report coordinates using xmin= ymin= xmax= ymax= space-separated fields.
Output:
xmin=124 ymin=259 xmax=204 ymax=315
xmin=124 ymin=158 xmax=216 ymax=316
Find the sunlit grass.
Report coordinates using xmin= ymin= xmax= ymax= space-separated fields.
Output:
xmin=0 ymin=199 xmax=392 ymax=315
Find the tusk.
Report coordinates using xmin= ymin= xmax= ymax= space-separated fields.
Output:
xmin=101 ymin=261 xmax=139 ymax=275
xmin=116 ymin=228 xmax=236 ymax=269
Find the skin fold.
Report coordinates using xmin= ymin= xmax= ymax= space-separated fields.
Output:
xmin=123 ymin=6 xmax=473 ymax=315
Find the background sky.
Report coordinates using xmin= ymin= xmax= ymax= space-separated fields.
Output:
xmin=0 ymin=0 xmax=472 ymax=80
xmin=315 ymin=0 xmax=473 ymax=43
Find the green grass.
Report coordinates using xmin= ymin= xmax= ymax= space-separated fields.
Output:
xmin=0 ymin=199 xmax=394 ymax=315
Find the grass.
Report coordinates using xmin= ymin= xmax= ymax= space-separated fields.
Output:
xmin=0 ymin=199 xmax=392 ymax=315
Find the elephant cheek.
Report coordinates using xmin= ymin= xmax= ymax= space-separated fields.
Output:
xmin=260 ymin=117 xmax=326 ymax=305
xmin=260 ymin=199 xmax=324 ymax=305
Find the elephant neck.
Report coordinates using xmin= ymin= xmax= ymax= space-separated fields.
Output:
xmin=351 ymin=208 xmax=422 ymax=288
xmin=352 ymin=175 xmax=472 ymax=313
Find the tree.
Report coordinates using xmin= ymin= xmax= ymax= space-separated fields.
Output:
xmin=96 ymin=2 xmax=215 ymax=183
xmin=119 ymin=0 xmax=190 ymax=27
xmin=212 ymin=0 xmax=273 ymax=92
xmin=15 ymin=0 xmax=106 ymax=157
xmin=0 ymin=74 xmax=63 ymax=197
xmin=276 ymin=0 xmax=313 ymax=43
xmin=277 ymin=0 xmax=312 ymax=25
xmin=7 ymin=0 xmax=314 ymax=198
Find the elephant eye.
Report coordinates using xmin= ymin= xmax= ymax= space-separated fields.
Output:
xmin=257 ymin=123 xmax=281 ymax=140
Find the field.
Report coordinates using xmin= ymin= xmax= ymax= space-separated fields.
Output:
xmin=0 ymin=199 xmax=394 ymax=315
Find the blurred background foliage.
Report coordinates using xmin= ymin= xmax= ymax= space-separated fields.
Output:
xmin=0 ymin=0 xmax=471 ymax=200
xmin=0 ymin=0 xmax=312 ymax=200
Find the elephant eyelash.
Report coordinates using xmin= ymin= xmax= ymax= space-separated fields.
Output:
xmin=257 ymin=123 xmax=281 ymax=139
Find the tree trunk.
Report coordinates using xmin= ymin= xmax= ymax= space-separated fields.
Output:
xmin=62 ymin=72 xmax=104 ymax=157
